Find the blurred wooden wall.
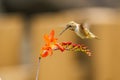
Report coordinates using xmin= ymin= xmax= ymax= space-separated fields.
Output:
xmin=0 ymin=14 xmax=31 ymax=80
xmin=0 ymin=14 xmax=23 ymax=66
xmin=82 ymin=8 xmax=120 ymax=80
xmin=93 ymin=24 xmax=120 ymax=80
xmin=92 ymin=12 xmax=120 ymax=80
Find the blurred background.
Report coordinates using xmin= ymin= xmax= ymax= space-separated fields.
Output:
xmin=0 ymin=0 xmax=120 ymax=80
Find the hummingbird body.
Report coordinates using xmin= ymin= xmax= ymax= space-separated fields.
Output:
xmin=59 ymin=21 xmax=98 ymax=39
xmin=74 ymin=24 xmax=86 ymax=39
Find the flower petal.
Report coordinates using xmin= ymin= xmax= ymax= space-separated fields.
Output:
xmin=44 ymin=34 xmax=50 ymax=44
xmin=62 ymin=42 xmax=72 ymax=45
xmin=41 ymin=50 xmax=49 ymax=57
xmin=55 ymin=43 xmax=65 ymax=52
xmin=49 ymin=30 xmax=55 ymax=42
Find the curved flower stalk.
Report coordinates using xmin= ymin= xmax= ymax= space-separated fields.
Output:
xmin=40 ymin=30 xmax=91 ymax=58
xmin=61 ymin=42 xmax=91 ymax=56
xmin=36 ymin=29 xmax=92 ymax=80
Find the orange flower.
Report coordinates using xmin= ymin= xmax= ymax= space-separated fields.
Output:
xmin=40 ymin=30 xmax=92 ymax=58
xmin=40 ymin=30 xmax=65 ymax=57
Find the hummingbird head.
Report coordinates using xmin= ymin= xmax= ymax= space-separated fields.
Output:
xmin=66 ymin=21 xmax=77 ymax=31
xmin=59 ymin=21 xmax=78 ymax=36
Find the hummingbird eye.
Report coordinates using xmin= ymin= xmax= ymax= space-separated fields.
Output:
xmin=68 ymin=25 xmax=72 ymax=27
xmin=69 ymin=26 xmax=75 ymax=31
xmin=66 ymin=24 xmax=72 ymax=28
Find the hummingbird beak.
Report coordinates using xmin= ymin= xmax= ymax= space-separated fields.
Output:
xmin=59 ymin=26 xmax=69 ymax=36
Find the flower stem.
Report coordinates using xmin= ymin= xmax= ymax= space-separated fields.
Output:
xmin=36 ymin=57 xmax=41 ymax=80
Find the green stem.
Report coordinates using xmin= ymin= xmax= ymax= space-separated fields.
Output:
xmin=36 ymin=57 xmax=41 ymax=80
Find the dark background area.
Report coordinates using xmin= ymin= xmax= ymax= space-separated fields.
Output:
xmin=0 ymin=0 xmax=119 ymax=14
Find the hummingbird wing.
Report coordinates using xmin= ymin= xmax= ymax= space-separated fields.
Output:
xmin=80 ymin=23 xmax=90 ymax=37
xmin=81 ymin=22 xmax=99 ymax=39
xmin=83 ymin=22 xmax=90 ymax=29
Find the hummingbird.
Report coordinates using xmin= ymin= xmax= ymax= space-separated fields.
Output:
xmin=59 ymin=21 xmax=98 ymax=39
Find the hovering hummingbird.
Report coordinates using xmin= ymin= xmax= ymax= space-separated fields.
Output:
xmin=59 ymin=21 xmax=98 ymax=39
